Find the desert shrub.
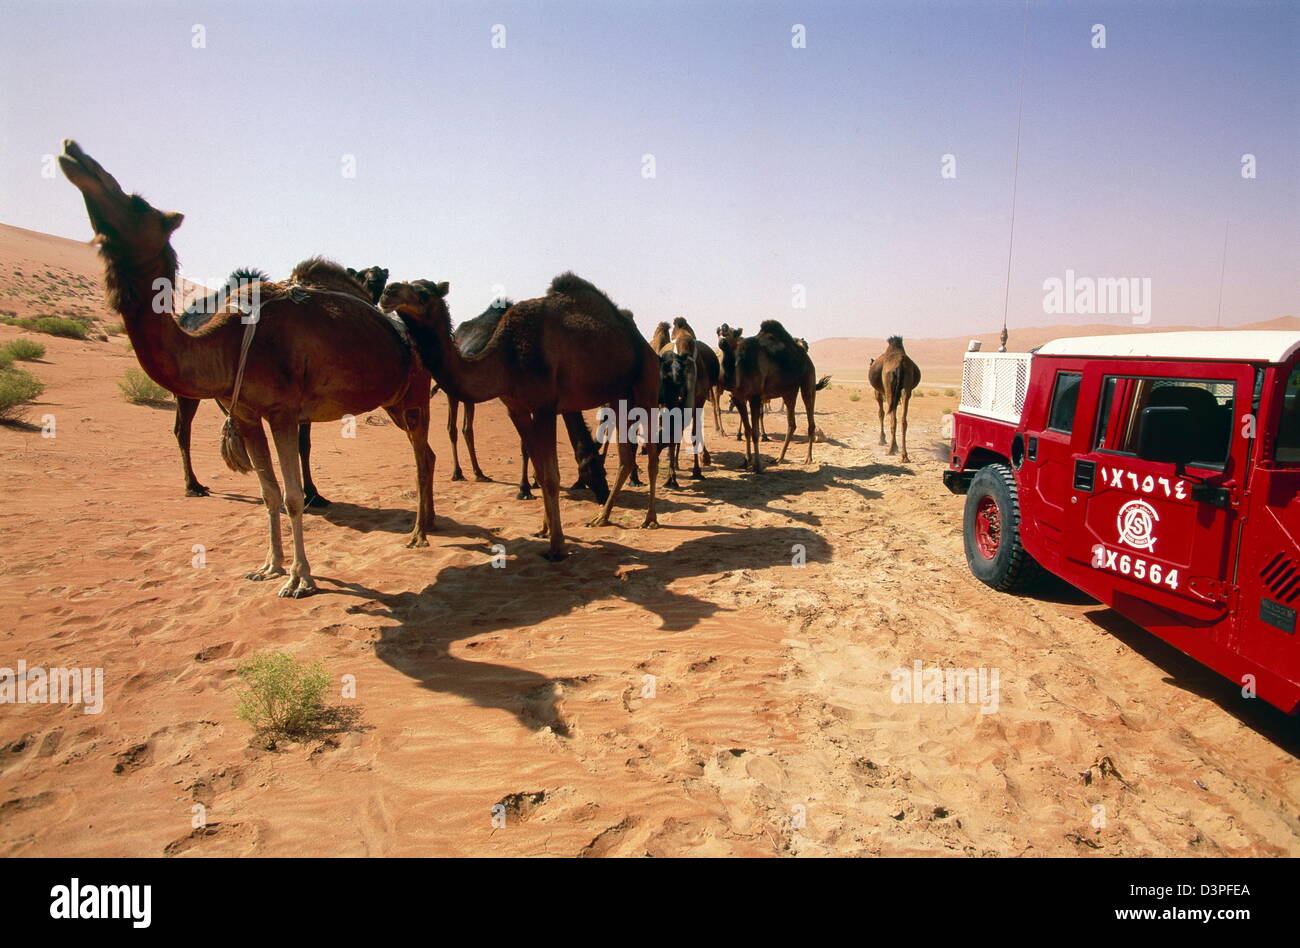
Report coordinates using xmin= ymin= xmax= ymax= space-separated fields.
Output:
xmin=945 ymin=388 xmax=956 ymax=397
xmin=104 ymin=322 xmax=125 ymax=336
xmin=22 ymin=316 xmax=87 ymax=339
xmin=117 ymin=367 xmax=173 ymax=405
xmin=0 ymin=367 xmax=45 ymax=422
xmin=2 ymin=338 xmax=45 ymax=361
xmin=848 ymin=391 xmax=861 ymax=402
xmin=235 ymin=652 xmax=331 ymax=736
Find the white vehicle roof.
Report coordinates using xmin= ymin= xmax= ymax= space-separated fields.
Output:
xmin=1036 ymin=331 xmax=1300 ymax=364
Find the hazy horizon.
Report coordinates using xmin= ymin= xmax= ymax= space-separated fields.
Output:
xmin=2 ymin=0 xmax=1296 ymax=342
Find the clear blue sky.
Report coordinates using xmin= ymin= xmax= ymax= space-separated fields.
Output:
xmin=1 ymin=0 xmax=1296 ymax=340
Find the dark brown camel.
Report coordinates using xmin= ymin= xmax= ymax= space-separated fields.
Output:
xmin=716 ymin=320 xmax=820 ymax=473
xmin=381 ymin=273 xmax=662 ymax=560
xmin=437 ymin=297 xmax=609 ymax=503
xmin=60 ymin=141 xmax=435 ymax=597
xmin=868 ymin=335 xmax=922 ymax=463
xmin=347 ymin=266 xmax=389 ymax=305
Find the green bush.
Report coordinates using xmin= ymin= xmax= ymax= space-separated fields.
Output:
xmin=21 ymin=316 xmax=88 ymax=339
xmin=117 ymin=367 xmax=173 ymax=405
xmin=2 ymin=338 xmax=45 ymax=361
xmin=0 ymin=367 xmax=45 ymax=422
xmin=847 ymin=391 xmax=861 ymax=402
xmin=235 ymin=652 xmax=331 ymax=736
xmin=944 ymin=388 xmax=956 ymax=397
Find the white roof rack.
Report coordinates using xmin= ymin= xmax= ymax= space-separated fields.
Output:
xmin=1036 ymin=331 xmax=1300 ymax=364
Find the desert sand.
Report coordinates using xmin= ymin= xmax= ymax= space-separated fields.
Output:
xmin=1 ymin=224 xmax=1297 ymax=857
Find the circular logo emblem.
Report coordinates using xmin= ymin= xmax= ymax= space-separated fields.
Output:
xmin=1116 ymin=499 xmax=1159 ymax=551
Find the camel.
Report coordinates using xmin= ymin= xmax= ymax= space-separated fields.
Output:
xmin=653 ymin=317 xmax=719 ymax=481
xmin=439 ymin=297 xmax=609 ymax=503
xmin=381 ymin=273 xmax=662 ymax=560
xmin=716 ymin=320 xmax=821 ymax=473
xmin=173 ymin=267 xmax=329 ymax=507
xmin=653 ymin=319 xmax=725 ymax=441
xmin=59 ymin=141 xmax=435 ymax=597
xmin=656 ymin=346 xmax=696 ymax=489
xmin=347 ymin=266 xmax=389 ymax=304
xmin=868 ymin=335 xmax=922 ymax=463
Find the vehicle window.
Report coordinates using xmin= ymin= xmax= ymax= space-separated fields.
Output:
xmin=1095 ymin=375 xmax=1235 ymax=468
xmin=1046 ymin=371 xmax=1082 ymax=433
xmin=1277 ymin=365 xmax=1300 ymax=462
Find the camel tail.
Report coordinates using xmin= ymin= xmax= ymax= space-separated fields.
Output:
xmin=816 ymin=375 xmax=832 ymax=391
xmin=885 ymin=368 xmax=905 ymax=416
xmin=219 ymin=417 xmax=254 ymax=474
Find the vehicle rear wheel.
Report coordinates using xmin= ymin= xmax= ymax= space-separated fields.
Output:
xmin=963 ymin=463 xmax=1041 ymax=592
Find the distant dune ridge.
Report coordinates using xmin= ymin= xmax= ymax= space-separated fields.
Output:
xmin=4 ymin=221 xmax=1292 ymax=376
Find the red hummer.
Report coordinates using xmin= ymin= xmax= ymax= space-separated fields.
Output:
xmin=944 ymin=331 xmax=1300 ymax=714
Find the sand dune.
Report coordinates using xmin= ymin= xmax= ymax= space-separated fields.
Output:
xmin=1 ymin=225 xmax=1298 ymax=857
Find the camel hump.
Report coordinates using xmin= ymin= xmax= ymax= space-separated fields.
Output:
xmin=758 ymin=319 xmax=800 ymax=349
xmin=548 ymin=271 xmax=619 ymax=311
xmin=289 ymin=256 xmax=371 ymax=302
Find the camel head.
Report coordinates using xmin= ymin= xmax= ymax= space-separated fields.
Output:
xmin=354 ymin=266 xmax=389 ymax=304
xmin=658 ymin=350 xmax=696 ymax=412
xmin=58 ymin=141 xmax=184 ymax=262
xmin=716 ymin=324 xmax=743 ymax=351
xmin=379 ymin=279 xmax=449 ymax=320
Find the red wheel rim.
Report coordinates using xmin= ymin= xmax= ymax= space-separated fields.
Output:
xmin=974 ymin=496 xmax=1001 ymax=559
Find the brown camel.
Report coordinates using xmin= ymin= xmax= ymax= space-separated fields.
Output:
xmin=381 ymin=273 xmax=662 ymax=560
xmin=59 ymin=141 xmax=435 ymax=597
xmin=716 ymin=320 xmax=820 ymax=473
xmin=173 ymin=265 xmax=341 ymax=507
xmin=868 ymin=335 xmax=922 ymax=463
xmin=439 ymin=297 xmax=609 ymax=503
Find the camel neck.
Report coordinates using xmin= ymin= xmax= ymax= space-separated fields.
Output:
xmin=408 ymin=303 xmax=506 ymax=404
xmin=108 ymin=251 xmax=236 ymax=399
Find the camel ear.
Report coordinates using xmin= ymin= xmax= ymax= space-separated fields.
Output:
xmin=347 ymin=267 xmax=358 ymax=277
xmin=161 ymin=211 xmax=184 ymax=233
xmin=435 ymin=282 xmax=449 ymax=298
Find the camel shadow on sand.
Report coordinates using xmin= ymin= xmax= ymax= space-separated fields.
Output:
xmin=319 ymin=523 xmax=832 ymax=733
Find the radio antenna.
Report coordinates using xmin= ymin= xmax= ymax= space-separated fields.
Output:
xmin=999 ymin=0 xmax=1031 ymax=352
xmin=1215 ymin=218 xmax=1229 ymax=328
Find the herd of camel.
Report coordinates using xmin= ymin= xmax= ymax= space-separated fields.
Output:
xmin=57 ymin=141 xmax=921 ymax=599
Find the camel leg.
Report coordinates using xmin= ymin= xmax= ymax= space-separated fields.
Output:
xmin=804 ymin=384 xmax=817 ymax=464
xmin=240 ymin=417 xmax=286 ymax=584
xmin=174 ymin=397 xmax=208 ymax=496
xmin=299 ymin=423 xmax=329 ymax=508
xmin=447 ymin=396 xmax=465 ymax=481
xmin=269 ymin=418 xmax=315 ymax=597
xmin=733 ymin=395 xmax=744 ymax=441
xmin=759 ymin=401 xmax=770 ymax=441
xmin=899 ymin=388 xmax=912 ymax=463
xmin=516 ymin=434 xmax=535 ymax=500
xmin=527 ymin=411 xmax=566 ymax=560
xmin=642 ymin=441 xmax=661 ymax=529
xmin=689 ymin=403 xmax=706 ymax=478
xmin=711 ymin=386 xmax=726 ymax=438
xmin=748 ymin=396 xmax=766 ymax=473
xmin=735 ymin=400 xmax=753 ymax=469
xmin=887 ymin=396 xmax=899 ymax=456
xmin=777 ymin=394 xmax=797 ymax=463
xmin=876 ymin=389 xmax=887 ymax=446
xmin=386 ymin=400 xmax=436 ymax=547
xmin=462 ymin=402 xmax=491 ymax=482
xmin=564 ymin=411 xmax=609 ymax=503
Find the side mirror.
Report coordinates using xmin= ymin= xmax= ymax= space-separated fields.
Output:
xmin=1135 ymin=405 xmax=1197 ymax=468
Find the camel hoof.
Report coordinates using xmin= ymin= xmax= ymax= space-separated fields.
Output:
xmin=277 ymin=577 xmax=316 ymax=598
xmin=245 ymin=565 xmax=286 ymax=582
xmin=473 ymin=474 xmax=492 ymax=483
xmin=450 ymin=470 xmax=466 ymax=482
xmin=517 ymin=489 xmax=535 ymax=501
xmin=900 ymin=455 xmax=911 ymax=464
xmin=541 ymin=549 xmax=567 ymax=562
xmin=586 ymin=515 xmax=611 ymax=528
xmin=304 ymin=492 xmax=330 ymax=509
xmin=691 ymin=471 xmax=704 ymax=480
xmin=185 ymin=484 xmax=210 ymax=497
xmin=640 ymin=518 xmax=659 ymax=530
xmin=405 ymin=533 xmax=429 ymax=549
